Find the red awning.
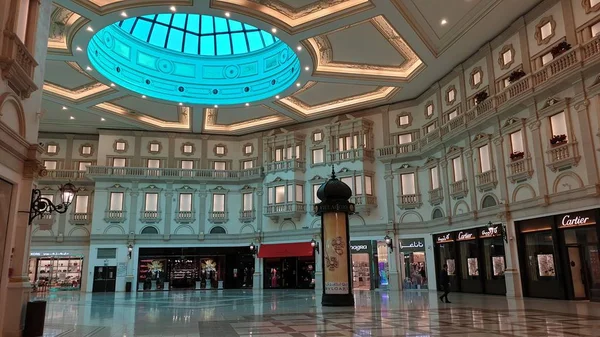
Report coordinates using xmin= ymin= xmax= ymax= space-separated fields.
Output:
xmin=257 ymin=242 xmax=314 ymax=258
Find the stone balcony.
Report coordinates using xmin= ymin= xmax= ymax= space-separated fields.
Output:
xmin=428 ymin=187 xmax=443 ymax=206
xmin=175 ymin=211 xmax=195 ymax=223
xmin=375 ymin=37 xmax=600 ymax=163
xmin=264 ymin=159 xmax=305 ymax=174
xmin=329 ymin=148 xmax=375 ymax=164
xmin=208 ymin=211 xmax=228 ymax=223
xmin=397 ymin=193 xmax=422 ymax=209
xmin=450 ymin=179 xmax=468 ymax=199
xmin=104 ymin=210 xmax=126 ymax=223
xmin=376 ymin=141 xmax=420 ymax=161
xmin=350 ymin=195 xmax=377 ymax=215
xmin=140 ymin=211 xmax=161 ymax=223
xmin=69 ymin=212 xmax=91 ymax=225
xmin=475 ymin=169 xmax=498 ymax=192
xmin=546 ymin=141 xmax=581 ymax=172
xmin=34 ymin=213 xmax=54 ymax=230
xmin=38 ymin=170 xmax=90 ymax=183
xmin=239 ymin=210 xmax=256 ymax=222
xmin=86 ymin=166 xmax=262 ymax=183
xmin=0 ymin=31 xmax=38 ymax=98
xmin=507 ymin=156 xmax=533 ymax=183
xmin=264 ymin=202 xmax=306 ymax=222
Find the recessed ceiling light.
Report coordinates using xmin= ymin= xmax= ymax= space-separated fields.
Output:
xmin=297 ymin=46 xmax=302 ymax=51
xmin=110 ymin=83 xmax=116 ymax=87
xmin=86 ymin=26 xmax=93 ymax=32
xmin=121 ymin=11 xmax=127 ymax=17
xmin=224 ymin=12 xmax=231 ymax=17
xmin=178 ymin=102 xmax=183 ymax=106
xmin=245 ymin=103 xmax=250 ymax=106
xmin=296 ymin=82 xmax=301 ymax=87
xmin=441 ymin=19 xmax=448 ymax=25
xmin=69 ymin=116 xmax=75 ymax=120
xmin=305 ymin=66 xmax=310 ymax=71
xmin=275 ymin=95 xmax=280 ymax=99
xmin=62 ymin=106 xmax=67 ymax=110
xmin=214 ymin=105 xmax=218 ymax=108
xmin=142 ymin=95 xmax=146 ymax=98
xmin=271 ymin=28 xmax=277 ymax=33
xmin=170 ymin=6 xmax=176 ymax=12
xmin=76 ymin=46 xmax=82 ymax=51
xmin=101 ymin=118 xmax=106 ymax=121
xmin=86 ymin=66 xmax=92 ymax=71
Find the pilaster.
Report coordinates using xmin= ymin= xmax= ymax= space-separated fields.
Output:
xmin=133 ymin=132 xmax=142 ymax=167
xmin=164 ymin=183 xmax=174 ymax=236
xmin=528 ymin=118 xmax=550 ymax=198
xmin=167 ymin=134 xmax=176 ymax=168
xmin=493 ymin=137 xmax=510 ymax=203
xmin=383 ymin=163 xmax=395 ymax=223
xmin=465 ymin=149 xmax=478 ymax=213
xmin=198 ymin=186 xmax=208 ymax=234
xmin=200 ymin=135 xmax=209 ymax=169
xmin=574 ymin=99 xmax=600 ymax=185
xmin=128 ymin=182 xmax=139 ymax=234
xmin=440 ymin=160 xmax=452 ymax=217
xmin=256 ymin=186 xmax=264 ymax=232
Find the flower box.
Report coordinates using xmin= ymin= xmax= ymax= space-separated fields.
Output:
xmin=550 ymin=41 xmax=571 ymax=58
xmin=475 ymin=91 xmax=489 ymax=105
xmin=510 ymin=151 xmax=524 ymax=161
xmin=508 ymin=70 xmax=526 ymax=84
xmin=550 ymin=134 xmax=567 ymax=145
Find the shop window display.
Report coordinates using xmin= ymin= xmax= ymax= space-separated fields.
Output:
xmin=29 ymin=257 xmax=83 ymax=291
xmin=377 ymin=242 xmax=389 ymax=287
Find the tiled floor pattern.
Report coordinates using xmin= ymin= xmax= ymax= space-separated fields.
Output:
xmin=36 ymin=290 xmax=600 ymax=336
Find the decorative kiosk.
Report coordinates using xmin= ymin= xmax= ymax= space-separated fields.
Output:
xmin=314 ymin=167 xmax=356 ymax=306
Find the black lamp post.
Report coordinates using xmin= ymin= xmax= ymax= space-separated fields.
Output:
xmin=249 ymin=242 xmax=257 ymax=255
xmin=384 ymin=234 xmax=394 ymax=252
xmin=28 ymin=182 xmax=79 ymax=225
xmin=314 ymin=166 xmax=355 ymax=307
xmin=310 ymin=238 xmax=320 ymax=254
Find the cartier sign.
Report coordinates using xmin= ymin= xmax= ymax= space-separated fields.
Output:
xmin=456 ymin=231 xmax=476 ymax=241
xmin=557 ymin=211 xmax=596 ymax=229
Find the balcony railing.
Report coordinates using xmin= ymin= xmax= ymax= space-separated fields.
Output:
xmin=264 ymin=202 xmax=306 ymax=221
xmin=264 ymin=159 xmax=305 ymax=173
xmin=546 ymin=142 xmax=581 ymax=172
xmin=86 ymin=166 xmax=261 ymax=181
xmin=475 ymin=169 xmax=498 ymax=191
xmin=69 ymin=212 xmax=90 ymax=225
xmin=397 ymin=194 xmax=422 ymax=209
xmin=140 ymin=211 xmax=160 ymax=223
xmin=239 ymin=210 xmax=256 ymax=222
xmin=507 ymin=156 xmax=533 ymax=183
xmin=329 ymin=148 xmax=375 ymax=163
xmin=0 ymin=31 xmax=38 ymax=98
xmin=41 ymin=170 xmax=88 ymax=181
xmin=377 ymin=142 xmax=420 ymax=160
xmin=208 ymin=211 xmax=228 ymax=223
xmin=104 ymin=210 xmax=126 ymax=223
xmin=450 ymin=179 xmax=468 ymax=199
xmin=428 ymin=187 xmax=443 ymax=205
xmin=440 ymin=114 xmax=465 ymax=137
xmin=532 ymin=47 xmax=580 ymax=87
xmin=350 ymin=195 xmax=377 ymax=215
xmin=175 ymin=211 xmax=195 ymax=223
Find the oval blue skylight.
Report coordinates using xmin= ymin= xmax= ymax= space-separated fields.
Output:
xmin=117 ymin=14 xmax=280 ymax=56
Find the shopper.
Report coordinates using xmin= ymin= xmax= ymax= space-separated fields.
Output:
xmin=439 ymin=264 xmax=451 ymax=303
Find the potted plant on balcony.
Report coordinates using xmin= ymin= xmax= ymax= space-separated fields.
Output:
xmin=508 ymin=70 xmax=526 ymax=84
xmin=550 ymin=134 xmax=567 ymax=145
xmin=475 ymin=91 xmax=489 ymax=105
xmin=550 ymin=41 xmax=571 ymax=58
xmin=509 ymin=151 xmax=524 ymax=161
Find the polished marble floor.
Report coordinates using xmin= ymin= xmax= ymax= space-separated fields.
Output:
xmin=34 ymin=289 xmax=600 ymax=337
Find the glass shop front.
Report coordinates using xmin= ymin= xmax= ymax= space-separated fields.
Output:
xmin=400 ymin=238 xmax=428 ymax=290
xmin=137 ymin=247 xmax=254 ymax=291
xmin=259 ymin=242 xmax=316 ymax=289
xmin=28 ymin=252 xmax=84 ymax=291
xmin=516 ymin=209 xmax=600 ymax=301
xmin=433 ymin=224 xmax=506 ymax=295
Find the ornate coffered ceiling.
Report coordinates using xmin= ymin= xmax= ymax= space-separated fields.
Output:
xmin=40 ymin=0 xmax=540 ymax=135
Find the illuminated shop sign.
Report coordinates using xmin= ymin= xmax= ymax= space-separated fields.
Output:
xmin=30 ymin=252 xmax=72 ymax=257
xmin=556 ymin=210 xmax=596 ymax=229
xmin=399 ymin=239 xmax=425 ymax=251
xmin=435 ymin=233 xmax=454 ymax=244
xmin=456 ymin=230 xmax=477 ymax=241
xmin=350 ymin=241 xmax=371 ymax=253
xmin=480 ymin=225 xmax=502 ymax=238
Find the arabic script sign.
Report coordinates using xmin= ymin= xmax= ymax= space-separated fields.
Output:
xmin=399 ymin=238 xmax=425 ymax=251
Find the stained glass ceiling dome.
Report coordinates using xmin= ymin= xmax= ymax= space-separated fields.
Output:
xmin=87 ymin=13 xmax=301 ymax=105
xmin=117 ymin=14 xmax=280 ymax=56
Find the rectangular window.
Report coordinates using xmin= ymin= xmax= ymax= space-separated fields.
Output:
xmin=448 ymin=89 xmax=455 ymax=102
xmin=97 ymin=248 xmax=117 ymax=259
xmin=295 ymin=184 xmax=303 ymax=202
xmin=44 ymin=160 xmax=57 ymax=170
xmin=145 ymin=193 xmax=158 ymax=211
xmin=401 ymin=173 xmax=416 ymax=195
xmin=75 ymin=195 xmax=88 ymax=213
xmin=504 ymin=78 xmax=511 ymax=88
xmin=427 ymin=123 xmax=436 ymax=134
xmin=243 ymin=193 xmax=252 ymax=211
xmin=268 ymin=187 xmax=274 ymax=205
xmin=41 ymin=194 xmax=54 ymax=203
xmin=287 ymin=185 xmax=293 ymax=202
xmin=354 ymin=176 xmax=363 ymax=195
xmin=181 ymin=160 xmax=194 ymax=169
xmin=363 ymin=134 xmax=367 ymax=148
xmin=365 ymin=176 xmax=373 ymax=195
xmin=244 ymin=145 xmax=252 ymax=154
xmin=215 ymin=146 xmax=225 ymax=155
xmin=540 ymin=22 xmax=553 ymax=41
xmin=179 ymin=193 xmax=192 ymax=212
xmin=479 ymin=144 xmax=491 ymax=173
xmin=212 ymin=194 xmax=225 ymax=212
xmin=312 ymin=148 xmax=324 ymax=164
xmin=398 ymin=133 xmax=412 ymax=144
xmin=502 ymin=50 xmax=512 ymax=65
xmin=46 ymin=144 xmax=57 ymax=153
xmin=510 ymin=130 xmax=524 ymax=153
xmin=112 ymin=158 xmax=126 ymax=167
xmin=183 ymin=144 xmax=193 ymax=153
xmin=398 ymin=115 xmax=409 ymax=126
xmin=109 ymin=192 xmax=123 ymax=211
xmin=78 ymin=161 xmax=92 ymax=171
xmin=313 ymin=184 xmax=321 ymax=203
xmin=448 ymin=110 xmax=458 ymax=121
xmin=427 ymin=104 xmax=434 ymax=116
xmin=550 ymin=111 xmax=568 ymax=140
xmin=150 ymin=143 xmax=160 ymax=152
xmin=275 ymin=186 xmax=285 ymax=204
xmin=592 ymin=21 xmax=600 ymax=37
xmin=213 ymin=161 xmax=226 ymax=170
xmin=147 ymin=159 xmax=160 ymax=168
xmin=82 ymin=146 xmax=92 ymax=155
xmin=313 ymin=132 xmax=322 ymax=142
xmin=285 ymin=145 xmax=300 ymax=159
xmin=453 ymin=157 xmax=463 ymax=181
xmin=473 ymin=72 xmax=481 ymax=86
xmin=115 ymin=142 xmax=126 ymax=151
xmin=275 ymin=148 xmax=283 ymax=161
xmin=541 ymin=52 xmax=553 ymax=66
xmin=430 ymin=166 xmax=439 ymax=189
xmin=242 ymin=160 xmax=253 ymax=169
xmin=341 ymin=177 xmax=353 ymax=194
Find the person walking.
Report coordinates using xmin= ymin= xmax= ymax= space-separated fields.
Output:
xmin=439 ymin=264 xmax=451 ymax=303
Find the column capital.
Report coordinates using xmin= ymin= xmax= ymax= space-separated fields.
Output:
xmin=574 ymin=99 xmax=590 ymax=112
xmin=528 ymin=120 xmax=541 ymax=131
xmin=493 ymin=137 xmax=504 ymax=146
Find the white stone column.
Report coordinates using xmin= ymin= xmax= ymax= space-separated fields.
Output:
xmin=503 ymin=216 xmax=523 ymax=298
xmin=253 ymin=251 xmax=263 ymax=289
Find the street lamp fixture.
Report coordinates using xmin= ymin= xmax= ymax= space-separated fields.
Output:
xmin=310 ymin=238 xmax=320 ymax=254
xmin=249 ymin=242 xmax=256 ymax=255
xmin=488 ymin=221 xmax=508 ymax=243
xmin=29 ymin=182 xmax=80 ymax=225
xmin=127 ymin=244 xmax=133 ymax=259
xmin=384 ymin=234 xmax=393 ymax=252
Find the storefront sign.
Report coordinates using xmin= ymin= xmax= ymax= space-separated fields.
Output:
xmin=435 ymin=233 xmax=454 ymax=244
xmin=558 ymin=211 xmax=596 ymax=229
xmin=456 ymin=230 xmax=477 ymax=241
xmin=30 ymin=252 xmax=72 ymax=257
xmin=399 ymin=239 xmax=425 ymax=251
xmin=350 ymin=241 xmax=371 ymax=253
xmin=480 ymin=225 xmax=502 ymax=238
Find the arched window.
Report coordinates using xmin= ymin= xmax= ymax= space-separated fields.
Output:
xmin=141 ymin=226 xmax=159 ymax=234
xmin=482 ymin=195 xmax=497 ymax=209
xmin=210 ymin=226 xmax=226 ymax=234
xmin=432 ymin=208 xmax=444 ymax=219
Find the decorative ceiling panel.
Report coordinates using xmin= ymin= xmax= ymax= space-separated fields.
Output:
xmin=204 ymin=106 xmax=291 ymax=133
xmin=93 ymin=102 xmax=191 ymax=130
xmin=111 ymin=96 xmax=181 ymax=122
xmin=45 ymin=61 xmax=95 ymax=89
